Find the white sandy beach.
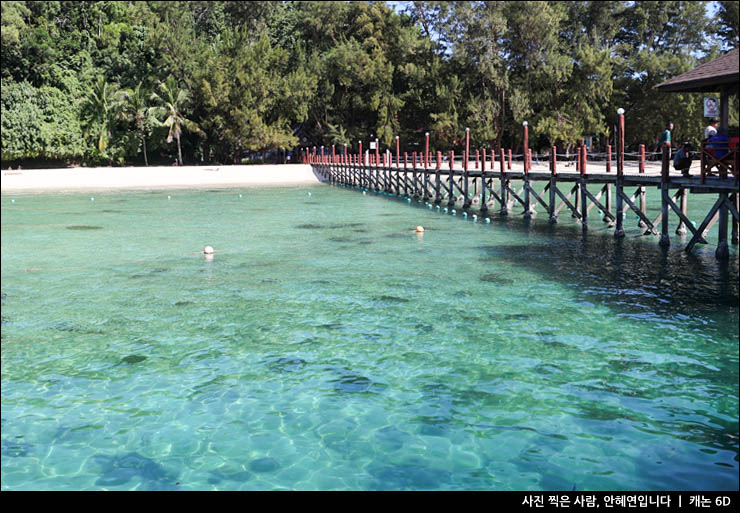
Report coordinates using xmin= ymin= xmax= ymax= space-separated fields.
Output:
xmin=0 ymin=164 xmax=322 ymax=193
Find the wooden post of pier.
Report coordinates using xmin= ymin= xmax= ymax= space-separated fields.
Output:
xmin=549 ymin=146 xmax=557 ymax=224
xmin=573 ymin=146 xmax=580 ymax=217
xmin=500 ymin=148 xmax=508 ymax=215
xmin=523 ymin=122 xmax=531 ymax=218
xmin=615 ymin=109 xmax=625 ymax=237
xmin=395 ymin=136 xmax=400 ymax=169
xmin=424 ymin=133 xmax=431 ymax=200
xmin=659 ymin=144 xmax=670 ymax=247
xmin=448 ymin=150 xmax=456 ymax=207
xmin=425 ymin=132 xmax=430 ymax=170
xmin=463 ymin=128 xmax=471 ymax=209
xmin=508 ymin=149 xmax=512 ymax=170
xmin=580 ymin=144 xmax=588 ymax=228
xmin=638 ymin=144 xmax=647 ymax=228
xmin=412 ymin=151 xmax=418 ymax=199
xmin=605 ymin=144 xmax=612 ymax=222
xmin=436 ymin=151 xmax=442 ymax=204
xmin=732 ymin=192 xmax=739 ymax=245
xmin=375 ymin=138 xmax=380 ymax=169
xmin=714 ymin=191 xmax=730 ymax=260
xmin=481 ymin=148 xmax=488 ymax=214
xmin=676 ymin=188 xmax=688 ymax=235
xmin=465 ymin=128 xmax=470 ymax=172
xmin=716 ymin=192 xmax=730 ymax=259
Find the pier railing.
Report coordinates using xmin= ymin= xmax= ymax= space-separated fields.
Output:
xmin=304 ymin=112 xmax=739 ymax=260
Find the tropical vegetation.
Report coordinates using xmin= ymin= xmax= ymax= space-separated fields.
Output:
xmin=1 ymin=1 xmax=737 ymax=166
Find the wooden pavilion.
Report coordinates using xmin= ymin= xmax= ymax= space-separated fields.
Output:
xmin=656 ymin=48 xmax=738 ymax=130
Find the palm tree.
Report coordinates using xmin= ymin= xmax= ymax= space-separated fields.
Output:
xmin=327 ymin=122 xmax=349 ymax=147
xmin=149 ymin=76 xmax=204 ymax=166
xmin=120 ymin=82 xmax=156 ymax=166
xmin=85 ymin=77 xmax=124 ymax=154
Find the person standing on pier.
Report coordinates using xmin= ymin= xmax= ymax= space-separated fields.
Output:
xmin=659 ymin=122 xmax=673 ymax=157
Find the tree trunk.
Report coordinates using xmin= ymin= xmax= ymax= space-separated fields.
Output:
xmin=142 ymin=133 xmax=149 ymax=167
xmin=177 ymin=132 xmax=183 ymax=166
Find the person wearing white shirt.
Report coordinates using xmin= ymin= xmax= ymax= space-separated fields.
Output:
xmin=704 ymin=119 xmax=718 ymax=140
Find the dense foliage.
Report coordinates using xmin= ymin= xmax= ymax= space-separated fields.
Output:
xmin=1 ymin=1 xmax=737 ymax=166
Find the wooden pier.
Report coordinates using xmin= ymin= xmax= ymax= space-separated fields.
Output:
xmin=304 ymin=115 xmax=739 ymax=260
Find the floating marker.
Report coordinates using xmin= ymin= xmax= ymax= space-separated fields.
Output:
xmin=308 ymin=192 xmax=312 ymax=197
xmin=416 ymin=226 xmax=425 ymax=233
xmin=168 ymin=195 xmax=172 ymax=200
xmin=435 ymin=205 xmax=440 ymax=211
xmin=204 ymin=245 xmax=214 ymax=254
xmin=485 ymin=218 xmax=491 ymax=224
xmin=90 ymin=197 xmax=94 ymax=201
xmin=451 ymin=209 xmax=457 ymax=216
xmin=239 ymin=194 xmax=242 ymax=198
xmin=472 ymin=215 xmax=478 ymax=222
xmin=11 ymin=199 xmax=15 ymax=203
xmin=443 ymin=208 xmax=448 ymax=213
xmin=363 ymin=191 xmax=366 ymax=195
xmin=463 ymin=212 xmax=468 ymax=218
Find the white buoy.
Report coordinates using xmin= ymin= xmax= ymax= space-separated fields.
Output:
xmin=168 ymin=195 xmax=171 ymax=200
xmin=239 ymin=194 xmax=242 ymax=198
xmin=308 ymin=192 xmax=312 ymax=197
xmin=472 ymin=215 xmax=478 ymax=221
xmin=91 ymin=197 xmax=94 ymax=201
xmin=416 ymin=226 xmax=425 ymax=233
xmin=11 ymin=199 xmax=15 ymax=203
xmin=485 ymin=217 xmax=491 ymax=224
xmin=204 ymin=245 xmax=214 ymax=255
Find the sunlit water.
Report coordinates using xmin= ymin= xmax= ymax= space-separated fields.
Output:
xmin=1 ymin=181 xmax=738 ymax=491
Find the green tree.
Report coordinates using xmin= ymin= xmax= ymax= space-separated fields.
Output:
xmin=716 ymin=1 xmax=739 ymax=49
xmin=83 ymin=76 xmax=124 ymax=155
xmin=612 ymin=1 xmax=711 ymax=147
xmin=150 ymin=75 xmax=204 ymax=165
xmin=120 ymin=81 xmax=157 ymax=166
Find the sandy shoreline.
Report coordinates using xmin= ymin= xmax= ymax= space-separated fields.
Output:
xmin=0 ymin=164 xmax=322 ymax=193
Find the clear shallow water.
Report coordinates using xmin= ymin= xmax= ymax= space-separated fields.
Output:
xmin=1 ymin=183 xmax=738 ymax=491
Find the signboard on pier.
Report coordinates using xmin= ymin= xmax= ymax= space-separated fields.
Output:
xmin=704 ymin=97 xmax=719 ymax=118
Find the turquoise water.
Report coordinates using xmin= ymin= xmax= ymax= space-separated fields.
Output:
xmin=1 ymin=182 xmax=738 ymax=491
